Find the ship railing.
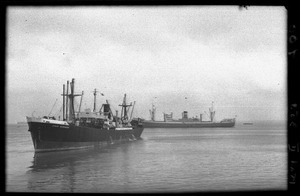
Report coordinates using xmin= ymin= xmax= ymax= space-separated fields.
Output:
xmin=220 ymin=118 xmax=235 ymax=123
xmin=27 ymin=116 xmax=69 ymax=125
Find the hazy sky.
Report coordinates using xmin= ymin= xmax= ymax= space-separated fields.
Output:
xmin=6 ymin=6 xmax=286 ymax=123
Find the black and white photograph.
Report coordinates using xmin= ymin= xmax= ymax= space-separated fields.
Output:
xmin=6 ymin=5 xmax=287 ymax=193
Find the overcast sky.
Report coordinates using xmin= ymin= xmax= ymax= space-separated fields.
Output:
xmin=6 ymin=6 xmax=286 ymax=123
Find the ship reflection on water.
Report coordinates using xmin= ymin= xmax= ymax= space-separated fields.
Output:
xmin=30 ymin=148 xmax=103 ymax=170
xmin=27 ymin=150 xmax=81 ymax=192
xmin=26 ymin=140 xmax=145 ymax=192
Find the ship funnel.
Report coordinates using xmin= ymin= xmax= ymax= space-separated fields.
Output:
xmin=103 ymin=103 xmax=111 ymax=118
xmin=182 ymin=111 xmax=188 ymax=119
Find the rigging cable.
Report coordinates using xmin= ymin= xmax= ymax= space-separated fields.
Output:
xmin=54 ymin=104 xmax=63 ymax=119
xmin=48 ymin=99 xmax=58 ymax=117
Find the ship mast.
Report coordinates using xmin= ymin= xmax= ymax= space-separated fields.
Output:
xmin=69 ymin=79 xmax=74 ymax=121
xmin=149 ymin=103 xmax=156 ymax=121
xmin=209 ymin=101 xmax=215 ymax=122
xmin=119 ymin=94 xmax=132 ymax=122
xmin=62 ymin=78 xmax=83 ymax=123
xmin=69 ymin=79 xmax=77 ymax=122
xmin=93 ymin=88 xmax=98 ymax=112
xmin=66 ymin=80 xmax=69 ymax=121
xmin=62 ymin=84 xmax=65 ymax=120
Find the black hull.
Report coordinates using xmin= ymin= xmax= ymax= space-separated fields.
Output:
xmin=143 ymin=121 xmax=235 ymax=128
xmin=28 ymin=122 xmax=144 ymax=152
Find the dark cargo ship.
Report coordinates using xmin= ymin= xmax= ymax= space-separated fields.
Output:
xmin=27 ymin=78 xmax=143 ymax=152
xmin=143 ymin=102 xmax=235 ymax=128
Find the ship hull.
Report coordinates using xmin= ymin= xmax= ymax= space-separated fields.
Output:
xmin=143 ymin=121 xmax=235 ymax=128
xmin=28 ymin=121 xmax=144 ymax=152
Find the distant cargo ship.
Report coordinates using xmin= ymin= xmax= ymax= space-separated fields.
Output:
xmin=142 ymin=102 xmax=235 ymax=128
xmin=26 ymin=78 xmax=144 ymax=152
xmin=243 ymin=122 xmax=253 ymax=125
xmin=17 ymin=122 xmax=27 ymax=124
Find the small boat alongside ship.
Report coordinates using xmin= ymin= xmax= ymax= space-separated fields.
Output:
xmin=26 ymin=78 xmax=144 ymax=152
xmin=142 ymin=102 xmax=235 ymax=128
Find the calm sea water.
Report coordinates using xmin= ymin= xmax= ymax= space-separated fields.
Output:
xmin=6 ymin=122 xmax=287 ymax=193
